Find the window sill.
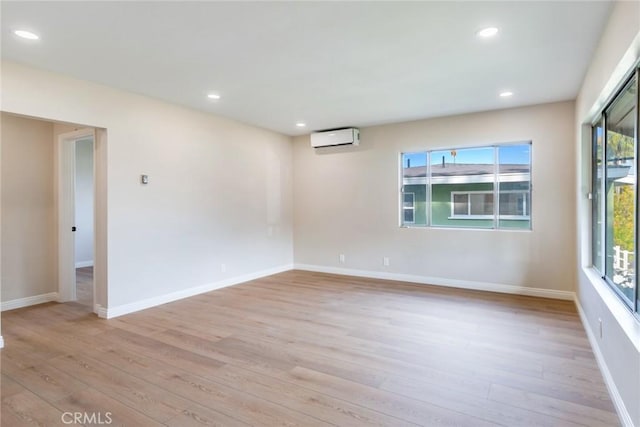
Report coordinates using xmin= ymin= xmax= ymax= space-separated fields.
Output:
xmin=582 ymin=267 xmax=640 ymax=352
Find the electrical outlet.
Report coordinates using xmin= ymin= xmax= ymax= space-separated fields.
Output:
xmin=598 ymin=318 xmax=603 ymax=338
xmin=383 ymin=257 xmax=390 ymax=267
xmin=221 ymin=263 xmax=226 ymax=273
xmin=339 ymin=254 xmax=346 ymax=264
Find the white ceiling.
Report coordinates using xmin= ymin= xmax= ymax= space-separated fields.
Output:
xmin=1 ymin=1 xmax=612 ymax=136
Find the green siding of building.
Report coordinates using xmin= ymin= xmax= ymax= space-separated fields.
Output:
xmin=432 ymin=183 xmax=494 ymax=228
xmin=404 ymin=184 xmax=427 ymax=225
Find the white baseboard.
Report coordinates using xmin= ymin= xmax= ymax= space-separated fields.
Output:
xmin=1 ymin=292 xmax=59 ymax=312
xmin=75 ymin=260 xmax=94 ymax=268
xmin=574 ymin=297 xmax=634 ymax=427
xmin=102 ymin=264 xmax=294 ymax=319
xmin=95 ymin=304 xmax=108 ymax=319
xmin=294 ymin=264 xmax=575 ymax=300
xmin=0 ymin=335 xmax=4 ymax=349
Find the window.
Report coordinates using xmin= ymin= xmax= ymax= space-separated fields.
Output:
xmin=400 ymin=143 xmax=531 ymax=230
xmin=450 ymin=190 xmax=529 ymax=219
xmin=453 ymin=193 xmax=469 ymax=216
xmin=499 ymin=191 xmax=529 ymax=218
xmin=592 ymin=70 xmax=638 ymax=312
xmin=450 ymin=191 xmax=494 ymax=218
xmin=403 ymin=193 xmax=415 ymax=223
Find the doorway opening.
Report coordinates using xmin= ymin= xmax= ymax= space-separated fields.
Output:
xmin=74 ymin=137 xmax=95 ymax=307
xmin=57 ymin=127 xmax=105 ymax=314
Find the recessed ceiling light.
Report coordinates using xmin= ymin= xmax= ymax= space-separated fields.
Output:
xmin=499 ymin=91 xmax=513 ymax=98
xmin=14 ymin=29 xmax=39 ymax=40
xmin=207 ymin=93 xmax=221 ymax=100
xmin=477 ymin=27 xmax=499 ymax=38
xmin=296 ymin=122 xmax=306 ymax=128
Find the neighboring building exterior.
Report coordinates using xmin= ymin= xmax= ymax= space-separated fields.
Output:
xmin=402 ymin=162 xmax=531 ymax=229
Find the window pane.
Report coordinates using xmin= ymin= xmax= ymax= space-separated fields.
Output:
xmin=593 ymin=121 xmax=604 ymax=273
xmin=453 ymin=193 xmax=468 ymax=215
xmin=401 ymin=152 xmax=427 ymax=226
xmin=403 ymin=193 xmax=414 ymax=208
xmin=403 ymin=209 xmax=414 ymax=223
xmin=431 ymin=147 xmax=494 ymax=227
xmin=402 ymin=193 xmax=415 ymax=223
xmin=604 ymin=77 xmax=636 ymax=306
xmin=470 ymin=193 xmax=493 ymax=215
xmin=498 ymin=144 xmax=531 ymax=229
xmin=500 ymin=192 xmax=527 ymax=216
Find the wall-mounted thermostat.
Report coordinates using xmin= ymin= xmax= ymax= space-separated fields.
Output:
xmin=141 ymin=174 xmax=149 ymax=185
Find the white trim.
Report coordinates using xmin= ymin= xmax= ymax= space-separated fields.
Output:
xmin=575 ymin=297 xmax=634 ymax=427
xmin=93 ymin=128 xmax=108 ymax=315
xmin=101 ymin=264 xmax=294 ymax=319
xmin=293 ymin=264 xmax=575 ymax=300
xmin=75 ymin=260 xmax=94 ymax=268
xmin=1 ymin=292 xmax=59 ymax=312
xmin=0 ymin=336 xmax=4 ymax=349
xmin=95 ymin=304 xmax=108 ymax=319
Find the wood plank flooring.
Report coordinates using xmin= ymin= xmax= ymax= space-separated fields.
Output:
xmin=0 ymin=270 xmax=620 ymax=426
xmin=75 ymin=267 xmax=93 ymax=308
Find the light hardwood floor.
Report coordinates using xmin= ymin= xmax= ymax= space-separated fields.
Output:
xmin=1 ymin=270 xmax=620 ymax=426
xmin=76 ymin=267 xmax=93 ymax=308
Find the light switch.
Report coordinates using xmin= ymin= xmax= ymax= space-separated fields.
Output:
xmin=141 ymin=174 xmax=149 ymax=185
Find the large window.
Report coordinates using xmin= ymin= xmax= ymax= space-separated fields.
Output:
xmin=400 ymin=143 xmax=531 ymax=230
xmin=592 ymin=70 xmax=638 ymax=312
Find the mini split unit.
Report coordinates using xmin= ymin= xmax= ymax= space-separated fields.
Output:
xmin=310 ymin=128 xmax=360 ymax=148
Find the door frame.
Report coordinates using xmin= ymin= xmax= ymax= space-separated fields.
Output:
xmin=56 ymin=128 xmax=95 ymax=306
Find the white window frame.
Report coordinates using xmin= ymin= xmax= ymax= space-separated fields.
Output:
xmin=449 ymin=190 xmax=529 ymax=220
xmin=498 ymin=190 xmax=530 ymax=220
xmin=449 ymin=191 xmax=494 ymax=219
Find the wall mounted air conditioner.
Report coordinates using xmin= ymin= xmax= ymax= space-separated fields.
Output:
xmin=310 ymin=128 xmax=360 ymax=148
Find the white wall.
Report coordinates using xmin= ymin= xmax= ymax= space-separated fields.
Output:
xmin=293 ymin=101 xmax=576 ymax=296
xmin=1 ymin=61 xmax=294 ymax=313
xmin=1 ymin=113 xmax=56 ymax=302
xmin=575 ymin=1 xmax=640 ymax=426
xmin=74 ymin=138 xmax=94 ymax=267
